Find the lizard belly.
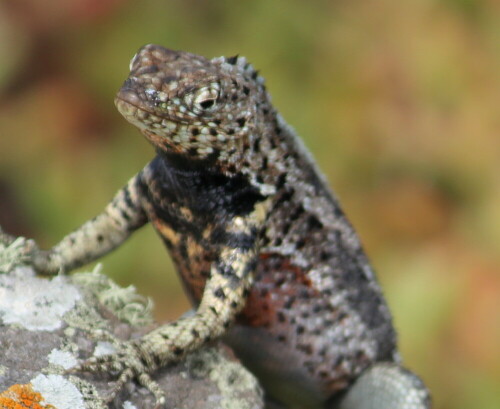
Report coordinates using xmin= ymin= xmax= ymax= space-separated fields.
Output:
xmin=224 ymin=325 xmax=327 ymax=409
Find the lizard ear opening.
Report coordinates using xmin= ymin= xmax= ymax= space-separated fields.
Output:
xmin=188 ymin=83 xmax=221 ymax=115
xmin=199 ymin=99 xmax=215 ymax=109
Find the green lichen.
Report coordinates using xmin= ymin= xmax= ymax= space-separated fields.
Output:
xmin=0 ymin=237 xmax=30 ymax=273
xmin=186 ymin=348 xmax=263 ymax=409
xmin=67 ymin=376 xmax=108 ymax=409
xmin=63 ymin=294 xmax=109 ymax=331
xmin=73 ymin=267 xmax=154 ymax=327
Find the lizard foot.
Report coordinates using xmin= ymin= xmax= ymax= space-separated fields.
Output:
xmin=0 ymin=233 xmax=42 ymax=273
xmin=0 ymin=231 xmax=61 ymax=275
xmin=68 ymin=339 xmax=166 ymax=408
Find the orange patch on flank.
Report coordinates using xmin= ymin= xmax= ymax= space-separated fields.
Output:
xmin=0 ymin=384 xmax=55 ymax=409
xmin=239 ymin=286 xmax=276 ymax=327
xmin=239 ymin=253 xmax=320 ymax=328
xmin=258 ymin=253 xmax=314 ymax=288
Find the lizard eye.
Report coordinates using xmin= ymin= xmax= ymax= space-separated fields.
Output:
xmin=188 ymin=83 xmax=220 ymax=115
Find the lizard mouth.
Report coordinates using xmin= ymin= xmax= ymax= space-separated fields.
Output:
xmin=114 ymin=89 xmax=177 ymax=133
xmin=115 ymin=91 xmax=182 ymax=151
xmin=115 ymin=87 xmax=155 ymax=119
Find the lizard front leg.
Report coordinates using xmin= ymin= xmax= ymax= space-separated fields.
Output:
xmin=0 ymin=174 xmax=147 ymax=275
xmin=71 ymin=204 xmax=267 ymax=407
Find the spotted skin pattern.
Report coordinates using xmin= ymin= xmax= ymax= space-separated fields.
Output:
xmin=1 ymin=45 xmax=430 ymax=408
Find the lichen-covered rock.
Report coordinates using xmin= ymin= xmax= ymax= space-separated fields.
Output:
xmin=0 ymin=239 xmax=263 ymax=409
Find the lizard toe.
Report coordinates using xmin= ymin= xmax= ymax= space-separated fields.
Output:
xmin=69 ymin=340 xmax=165 ymax=406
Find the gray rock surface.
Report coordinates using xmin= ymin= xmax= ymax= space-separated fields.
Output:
xmin=0 ymin=238 xmax=263 ymax=409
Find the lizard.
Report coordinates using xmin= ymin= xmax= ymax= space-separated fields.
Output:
xmin=0 ymin=44 xmax=431 ymax=409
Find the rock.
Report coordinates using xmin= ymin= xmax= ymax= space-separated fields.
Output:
xmin=0 ymin=238 xmax=264 ymax=409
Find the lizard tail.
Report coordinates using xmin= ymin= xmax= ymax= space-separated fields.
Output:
xmin=330 ymin=363 xmax=431 ymax=409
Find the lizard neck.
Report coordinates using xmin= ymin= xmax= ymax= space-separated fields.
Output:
xmin=156 ymin=147 xmax=221 ymax=174
xmin=149 ymin=101 xmax=301 ymax=199
xmin=238 ymin=108 xmax=306 ymax=192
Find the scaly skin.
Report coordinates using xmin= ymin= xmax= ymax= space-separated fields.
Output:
xmin=0 ymin=45 xmax=430 ymax=409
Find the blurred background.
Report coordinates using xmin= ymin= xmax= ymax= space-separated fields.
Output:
xmin=0 ymin=0 xmax=498 ymax=407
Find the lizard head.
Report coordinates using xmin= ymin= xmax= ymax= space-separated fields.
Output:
xmin=115 ymin=44 xmax=271 ymax=170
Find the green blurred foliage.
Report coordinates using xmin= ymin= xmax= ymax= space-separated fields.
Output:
xmin=0 ymin=1 xmax=498 ymax=408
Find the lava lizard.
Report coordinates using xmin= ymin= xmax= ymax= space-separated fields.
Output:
xmin=0 ymin=45 xmax=431 ymax=409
